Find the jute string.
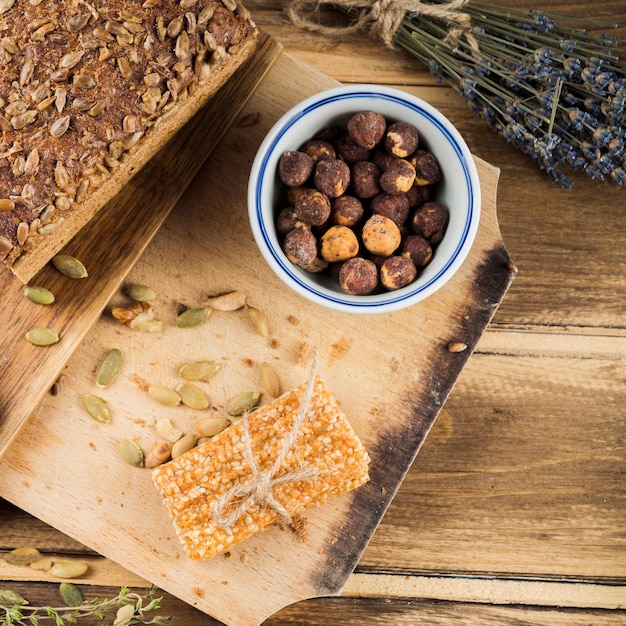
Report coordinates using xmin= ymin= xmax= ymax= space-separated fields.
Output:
xmin=287 ymin=0 xmax=479 ymax=52
xmin=213 ymin=354 xmax=321 ymax=528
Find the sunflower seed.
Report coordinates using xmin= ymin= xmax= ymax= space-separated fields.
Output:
xmin=171 ymin=433 xmax=197 ymax=459
xmin=82 ymin=394 xmax=111 ymax=423
xmin=247 ymin=305 xmax=269 ymax=337
xmin=24 ymin=285 xmax=55 ymax=305
xmin=119 ymin=438 xmax=144 ymax=467
xmin=176 ymin=306 xmax=210 ymax=328
xmin=144 ymin=441 xmax=172 ymax=468
xmin=4 ymin=546 xmax=41 ymax=566
xmin=155 ymin=417 xmax=183 ymax=443
xmin=59 ymin=582 xmax=83 ymax=607
xmin=148 ymin=385 xmax=181 ymax=406
xmin=52 ymin=254 xmax=88 ymax=278
xmin=0 ymin=199 xmax=15 ymax=211
xmin=176 ymin=383 xmax=210 ymax=410
xmin=226 ymin=391 xmax=261 ymax=416
xmin=260 ymin=362 xmax=281 ymax=397
xmin=25 ymin=327 xmax=59 ymax=346
xmin=202 ymin=290 xmax=246 ymax=311
xmin=179 ymin=359 xmax=221 ymax=381
xmin=95 ymin=348 xmax=123 ymax=388
xmin=195 ymin=415 xmax=230 ymax=437
xmin=49 ymin=561 xmax=89 ymax=579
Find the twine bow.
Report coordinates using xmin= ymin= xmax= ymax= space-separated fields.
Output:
xmin=213 ymin=356 xmax=320 ymax=528
xmin=287 ymin=0 xmax=478 ymax=52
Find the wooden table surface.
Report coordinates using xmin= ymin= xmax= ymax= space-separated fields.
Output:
xmin=2 ymin=1 xmax=625 ymax=624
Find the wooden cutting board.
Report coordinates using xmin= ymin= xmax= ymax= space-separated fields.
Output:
xmin=0 ymin=33 xmax=282 ymax=460
xmin=0 ymin=52 xmax=515 ymax=625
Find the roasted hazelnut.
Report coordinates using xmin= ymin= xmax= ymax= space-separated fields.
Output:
xmin=278 ymin=151 xmax=314 ymax=187
xmin=347 ymin=111 xmax=387 ymax=149
xmin=320 ymin=225 xmax=359 ymax=263
xmin=314 ymin=159 xmax=350 ymax=198
xmin=334 ymin=132 xmax=370 ymax=164
xmin=412 ymin=201 xmax=449 ymax=243
xmin=385 ymin=121 xmax=419 ymax=158
xmin=294 ymin=188 xmax=331 ymax=226
xmin=370 ymin=192 xmax=410 ymax=226
xmin=285 ymin=184 xmax=309 ymax=207
xmin=276 ymin=207 xmax=306 ymax=236
xmin=351 ymin=160 xmax=381 ymax=199
xmin=400 ymin=234 xmax=432 ymax=268
xmin=330 ymin=195 xmax=364 ymax=227
xmin=379 ymin=159 xmax=416 ymax=195
xmin=380 ymin=255 xmax=417 ymax=290
xmin=283 ymin=227 xmax=318 ymax=268
xmin=303 ymin=139 xmax=336 ymax=163
xmin=338 ymin=257 xmax=379 ymax=295
xmin=406 ymin=184 xmax=430 ymax=208
xmin=362 ymin=214 xmax=401 ymax=257
xmin=409 ymin=149 xmax=442 ymax=186
xmin=371 ymin=149 xmax=401 ymax=172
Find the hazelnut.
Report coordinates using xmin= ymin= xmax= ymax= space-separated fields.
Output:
xmin=362 ymin=214 xmax=401 ymax=257
xmin=338 ymin=257 xmax=379 ymax=295
xmin=285 ymin=184 xmax=309 ymax=207
xmin=406 ymin=184 xmax=430 ymax=208
xmin=314 ymin=159 xmax=350 ymax=198
xmin=276 ymin=207 xmax=306 ymax=236
xmin=294 ymin=188 xmax=331 ymax=226
xmin=351 ymin=160 xmax=381 ymax=199
xmin=303 ymin=139 xmax=336 ymax=163
xmin=283 ymin=227 xmax=318 ymax=268
xmin=385 ymin=121 xmax=419 ymax=158
xmin=334 ymin=132 xmax=370 ymax=164
xmin=380 ymin=255 xmax=417 ymax=290
xmin=379 ymin=160 xmax=416 ymax=195
xmin=370 ymin=192 xmax=410 ymax=226
xmin=400 ymin=235 xmax=432 ymax=268
xmin=372 ymin=149 xmax=401 ymax=172
xmin=412 ymin=201 xmax=448 ymax=242
xmin=278 ymin=151 xmax=313 ymax=187
xmin=330 ymin=195 xmax=364 ymax=227
xmin=347 ymin=111 xmax=387 ymax=149
xmin=409 ymin=149 xmax=441 ymax=186
xmin=320 ymin=225 xmax=359 ymax=263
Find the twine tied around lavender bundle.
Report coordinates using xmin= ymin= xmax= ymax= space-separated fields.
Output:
xmin=287 ymin=0 xmax=479 ymax=53
xmin=213 ymin=354 xmax=321 ymax=528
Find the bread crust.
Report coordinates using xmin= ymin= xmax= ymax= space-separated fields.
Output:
xmin=0 ymin=0 xmax=258 ymax=281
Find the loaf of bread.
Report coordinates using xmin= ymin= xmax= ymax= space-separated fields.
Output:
xmin=0 ymin=0 xmax=258 ymax=282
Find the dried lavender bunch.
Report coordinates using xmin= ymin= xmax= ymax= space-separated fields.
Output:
xmin=288 ymin=0 xmax=625 ymax=188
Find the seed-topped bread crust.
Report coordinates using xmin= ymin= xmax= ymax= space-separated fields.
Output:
xmin=0 ymin=0 xmax=257 ymax=281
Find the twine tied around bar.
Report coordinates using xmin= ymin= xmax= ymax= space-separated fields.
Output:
xmin=213 ymin=355 xmax=321 ymax=528
xmin=287 ymin=0 xmax=479 ymax=52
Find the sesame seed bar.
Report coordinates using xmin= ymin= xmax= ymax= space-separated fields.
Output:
xmin=0 ymin=0 xmax=258 ymax=281
xmin=152 ymin=378 xmax=370 ymax=560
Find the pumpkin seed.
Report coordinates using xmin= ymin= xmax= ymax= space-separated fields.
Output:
xmin=123 ymin=282 xmax=156 ymax=302
xmin=247 ymin=305 xmax=269 ymax=337
xmin=4 ymin=546 xmax=41 ymax=566
xmin=49 ymin=561 xmax=89 ymax=579
xmin=226 ymin=391 xmax=261 ymax=416
xmin=119 ymin=438 xmax=144 ymax=467
xmin=59 ymin=582 xmax=83 ymax=607
xmin=144 ymin=441 xmax=172 ymax=468
xmin=260 ymin=362 xmax=281 ymax=397
xmin=176 ymin=383 xmax=210 ymax=410
xmin=51 ymin=254 xmax=88 ymax=278
xmin=202 ymin=290 xmax=246 ymax=311
xmin=24 ymin=284 xmax=55 ymax=305
xmin=154 ymin=417 xmax=183 ymax=443
xmin=176 ymin=306 xmax=210 ymax=328
xmin=171 ymin=433 xmax=197 ymax=459
xmin=195 ymin=415 xmax=230 ymax=437
xmin=95 ymin=348 xmax=123 ymax=388
xmin=0 ymin=589 xmax=27 ymax=606
xmin=148 ymin=385 xmax=181 ymax=406
xmin=179 ymin=359 xmax=220 ymax=381
xmin=25 ymin=327 xmax=59 ymax=346
xmin=82 ymin=394 xmax=110 ymax=423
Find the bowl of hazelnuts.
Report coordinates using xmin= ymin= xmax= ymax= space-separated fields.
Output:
xmin=248 ymin=85 xmax=481 ymax=314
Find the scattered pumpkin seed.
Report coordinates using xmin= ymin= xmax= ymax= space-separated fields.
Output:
xmin=49 ymin=561 xmax=89 ymax=579
xmin=148 ymin=384 xmax=181 ymax=406
xmin=30 ymin=557 xmax=54 ymax=571
xmin=260 ymin=362 xmax=281 ymax=398
xmin=25 ymin=327 xmax=59 ymax=346
xmin=176 ymin=383 xmax=210 ymax=410
xmin=4 ymin=546 xmax=41 ymax=566
xmin=144 ymin=441 xmax=172 ymax=468
xmin=95 ymin=348 xmax=123 ymax=388
xmin=247 ymin=305 xmax=269 ymax=337
xmin=179 ymin=359 xmax=221 ymax=381
xmin=119 ymin=438 xmax=144 ymax=467
xmin=123 ymin=282 xmax=156 ymax=302
xmin=176 ymin=306 xmax=210 ymax=328
xmin=226 ymin=391 xmax=261 ymax=416
xmin=202 ymin=290 xmax=247 ymax=311
xmin=51 ymin=254 xmax=88 ymax=278
xmin=82 ymin=394 xmax=110 ymax=423
xmin=171 ymin=433 xmax=197 ymax=459
xmin=195 ymin=415 xmax=230 ymax=437
xmin=24 ymin=284 xmax=55 ymax=305
xmin=0 ymin=589 xmax=27 ymax=606
xmin=59 ymin=582 xmax=83 ymax=607
xmin=154 ymin=417 xmax=183 ymax=443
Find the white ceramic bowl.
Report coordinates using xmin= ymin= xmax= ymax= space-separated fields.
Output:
xmin=247 ymin=85 xmax=481 ymax=314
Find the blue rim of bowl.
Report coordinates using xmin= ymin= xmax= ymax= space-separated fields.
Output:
xmin=251 ymin=87 xmax=480 ymax=312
